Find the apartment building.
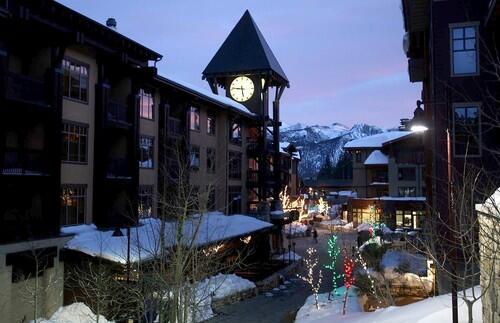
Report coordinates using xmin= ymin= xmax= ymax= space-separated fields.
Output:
xmin=343 ymin=131 xmax=426 ymax=229
xmin=0 ymin=2 xmax=297 ymax=321
xmin=402 ymin=0 xmax=500 ymax=225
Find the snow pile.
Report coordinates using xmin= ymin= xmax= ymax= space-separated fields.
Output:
xmin=189 ymin=274 xmax=256 ymax=322
xmin=63 ymin=212 xmax=272 ymax=264
xmin=359 ymin=236 xmax=382 ymax=251
xmin=357 ymin=223 xmax=373 ymax=232
xmin=295 ymin=287 xmax=482 ymax=323
xmin=381 ymin=250 xmax=427 ymax=276
xmin=32 ymin=303 xmax=113 ymax=323
xmin=284 ymin=222 xmax=308 ymax=237
xmin=272 ymin=251 xmax=302 ymax=262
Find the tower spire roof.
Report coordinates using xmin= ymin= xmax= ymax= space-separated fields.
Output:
xmin=203 ymin=10 xmax=289 ymax=86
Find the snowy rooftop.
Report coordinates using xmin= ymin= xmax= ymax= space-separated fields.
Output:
xmin=344 ymin=131 xmax=412 ymax=149
xmin=476 ymin=187 xmax=500 ymax=216
xmin=156 ymin=74 xmax=255 ymax=118
xmin=364 ymin=150 xmax=389 ymax=165
xmin=279 ymin=141 xmax=301 ymax=160
xmin=62 ymin=212 xmax=273 ymax=264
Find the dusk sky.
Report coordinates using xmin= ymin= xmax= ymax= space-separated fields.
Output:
xmin=59 ymin=0 xmax=421 ymax=129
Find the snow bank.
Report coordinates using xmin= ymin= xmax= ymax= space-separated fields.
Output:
xmin=63 ymin=212 xmax=272 ymax=264
xmin=32 ymin=303 xmax=113 ymax=323
xmin=189 ymin=274 xmax=256 ymax=322
xmin=284 ymin=222 xmax=308 ymax=237
xmin=272 ymin=251 xmax=302 ymax=262
xmin=295 ymin=287 xmax=482 ymax=323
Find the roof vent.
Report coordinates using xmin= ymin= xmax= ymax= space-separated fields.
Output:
xmin=106 ymin=18 xmax=117 ymax=30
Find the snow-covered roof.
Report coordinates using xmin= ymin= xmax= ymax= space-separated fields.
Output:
xmin=279 ymin=142 xmax=301 ymax=160
xmin=476 ymin=187 xmax=500 ymax=216
xmin=344 ymin=131 xmax=412 ymax=149
xmin=364 ymin=150 xmax=389 ymax=165
xmin=62 ymin=212 xmax=272 ymax=264
xmin=156 ymin=74 xmax=256 ymax=118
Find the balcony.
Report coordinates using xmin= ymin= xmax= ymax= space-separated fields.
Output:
xmin=106 ymin=101 xmax=131 ymax=127
xmin=247 ymin=170 xmax=259 ymax=187
xmin=370 ymin=175 xmax=388 ymax=186
xmin=4 ymin=72 xmax=48 ymax=107
xmin=246 ymin=140 xmax=275 ymax=156
xmin=106 ymin=158 xmax=131 ymax=179
xmin=2 ymin=149 xmax=48 ymax=176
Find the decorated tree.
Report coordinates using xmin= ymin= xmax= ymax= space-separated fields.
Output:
xmin=342 ymin=248 xmax=355 ymax=315
xmin=325 ymin=235 xmax=343 ymax=300
xmin=298 ymin=248 xmax=323 ymax=310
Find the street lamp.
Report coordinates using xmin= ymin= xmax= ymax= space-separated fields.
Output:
xmin=409 ymin=99 xmax=458 ymax=323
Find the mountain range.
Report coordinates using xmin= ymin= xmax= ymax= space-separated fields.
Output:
xmin=280 ymin=122 xmax=384 ymax=178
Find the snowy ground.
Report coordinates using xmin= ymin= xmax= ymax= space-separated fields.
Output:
xmin=31 ymin=303 xmax=113 ymax=323
xmin=295 ymin=287 xmax=482 ymax=323
xmin=284 ymin=222 xmax=309 ymax=237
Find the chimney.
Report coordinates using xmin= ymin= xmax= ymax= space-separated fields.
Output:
xmin=106 ymin=18 xmax=117 ymax=30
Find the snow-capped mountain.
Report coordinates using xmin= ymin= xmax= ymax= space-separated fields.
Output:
xmin=281 ymin=122 xmax=384 ymax=178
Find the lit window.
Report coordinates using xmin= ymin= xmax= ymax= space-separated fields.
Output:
xmin=139 ymin=136 xmax=154 ymax=168
xmin=229 ymin=119 xmax=242 ymax=145
xmin=62 ymin=58 xmax=88 ymax=102
xmin=62 ymin=122 xmax=88 ymax=163
xmin=189 ymin=107 xmax=200 ymax=131
xmin=61 ymin=185 xmax=86 ymax=225
xmin=139 ymin=185 xmax=153 ymax=218
xmin=454 ymin=105 xmax=481 ymax=156
xmin=207 ymin=111 xmax=216 ymax=135
xmin=139 ymin=89 xmax=154 ymax=120
xmin=190 ymin=146 xmax=200 ymax=171
xmin=207 ymin=147 xmax=216 ymax=173
xmin=451 ymin=25 xmax=478 ymax=76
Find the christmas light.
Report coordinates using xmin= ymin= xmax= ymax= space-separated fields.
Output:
xmin=325 ymin=235 xmax=343 ymax=300
xmin=297 ymin=247 xmax=323 ymax=310
xmin=342 ymin=247 xmax=355 ymax=315
xmin=354 ymin=247 xmax=382 ymax=309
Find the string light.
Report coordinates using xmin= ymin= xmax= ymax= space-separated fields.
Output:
xmin=297 ymin=247 xmax=323 ymax=310
xmin=354 ymin=247 xmax=382 ymax=309
xmin=325 ymin=235 xmax=343 ymax=300
xmin=342 ymin=247 xmax=355 ymax=315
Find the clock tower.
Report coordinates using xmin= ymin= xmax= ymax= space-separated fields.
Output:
xmin=202 ymin=10 xmax=289 ymax=214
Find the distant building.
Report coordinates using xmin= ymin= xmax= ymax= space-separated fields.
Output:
xmin=343 ymin=131 xmax=426 ymax=229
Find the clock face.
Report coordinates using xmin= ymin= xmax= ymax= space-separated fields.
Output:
xmin=229 ymin=76 xmax=255 ymax=102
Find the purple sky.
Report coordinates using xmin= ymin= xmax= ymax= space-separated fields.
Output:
xmin=58 ymin=0 xmax=421 ymax=129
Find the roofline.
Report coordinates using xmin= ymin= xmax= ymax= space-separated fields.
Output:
xmin=203 ymin=69 xmax=289 ymax=87
xmin=155 ymin=75 xmax=256 ymax=119
xmin=381 ymin=132 xmax=415 ymax=147
xmin=51 ymin=1 xmax=162 ymax=61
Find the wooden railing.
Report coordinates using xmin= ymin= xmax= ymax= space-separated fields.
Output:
xmin=2 ymin=149 xmax=47 ymax=175
xmin=4 ymin=72 xmax=47 ymax=106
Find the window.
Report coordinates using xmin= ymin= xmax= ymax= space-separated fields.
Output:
xmin=207 ymin=111 xmax=216 ymax=135
xmin=207 ymin=186 xmax=216 ymax=211
xmin=62 ymin=122 xmax=88 ymax=163
xmin=454 ymin=105 xmax=481 ymax=156
xmin=451 ymin=24 xmax=478 ymax=76
xmin=403 ymin=211 xmax=413 ymax=227
xmin=398 ymin=187 xmax=416 ymax=197
xmin=139 ymin=136 xmax=154 ymax=168
xmin=207 ymin=147 xmax=216 ymax=173
xmin=228 ymin=186 xmax=242 ymax=214
xmin=139 ymin=88 xmax=154 ymax=120
xmin=229 ymin=151 xmax=242 ymax=179
xmin=62 ymin=58 xmax=88 ymax=102
xmin=229 ymin=119 xmax=242 ymax=145
xmin=396 ymin=210 xmax=403 ymax=227
xmin=398 ymin=167 xmax=416 ymax=181
xmin=139 ymin=185 xmax=153 ymax=218
xmin=61 ymin=185 xmax=86 ymax=225
xmin=189 ymin=106 xmax=200 ymax=131
xmin=190 ymin=146 xmax=200 ymax=171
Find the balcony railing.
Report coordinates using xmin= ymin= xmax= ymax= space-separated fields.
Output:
xmin=106 ymin=158 xmax=131 ymax=178
xmin=371 ymin=175 xmax=389 ymax=184
xmin=4 ymin=72 xmax=47 ymax=106
xmin=2 ymin=149 xmax=47 ymax=175
xmin=106 ymin=101 xmax=129 ymax=125
xmin=247 ymin=170 xmax=259 ymax=184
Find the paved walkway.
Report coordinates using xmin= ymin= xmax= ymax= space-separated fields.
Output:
xmin=207 ymin=227 xmax=356 ymax=323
